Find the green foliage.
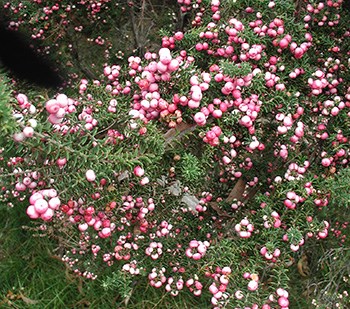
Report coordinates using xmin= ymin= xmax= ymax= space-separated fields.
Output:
xmin=0 ymin=75 xmax=17 ymax=138
xmin=327 ymin=167 xmax=350 ymax=209
xmin=220 ymin=60 xmax=252 ymax=78
xmin=101 ymin=270 xmax=134 ymax=297
xmin=179 ymin=153 xmax=205 ymax=186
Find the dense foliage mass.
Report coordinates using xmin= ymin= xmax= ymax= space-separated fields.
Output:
xmin=0 ymin=0 xmax=350 ymax=308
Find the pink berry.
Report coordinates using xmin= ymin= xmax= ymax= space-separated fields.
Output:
xmin=168 ymin=59 xmax=180 ymax=72
xmin=174 ymin=31 xmax=184 ymax=40
xmin=26 ymin=205 xmax=40 ymax=219
xmin=100 ymin=227 xmax=111 ymax=238
xmin=56 ymin=158 xmax=67 ymax=167
xmin=45 ymin=99 xmax=60 ymax=114
xmin=294 ymin=47 xmax=304 ymax=58
xmin=290 ymin=244 xmax=299 ymax=251
xmin=15 ymin=182 xmax=26 ymax=191
xmin=48 ymin=114 xmax=63 ymax=124
xmin=278 ymin=296 xmax=289 ymax=307
xmin=279 ymin=38 xmax=289 ymax=49
xmin=134 ymin=166 xmax=145 ymax=177
xmin=188 ymin=100 xmax=200 ymax=109
xmin=212 ymin=109 xmax=222 ymax=118
xmin=193 ymin=112 xmax=206 ymax=125
xmin=321 ymin=158 xmax=331 ymax=167
xmin=16 ymin=93 xmax=28 ymax=105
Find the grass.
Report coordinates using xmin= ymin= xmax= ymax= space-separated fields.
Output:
xmin=0 ymin=204 xmax=88 ymax=309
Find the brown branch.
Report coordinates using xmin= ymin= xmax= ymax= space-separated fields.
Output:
xmin=164 ymin=122 xmax=197 ymax=146
xmin=129 ymin=1 xmax=154 ymax=54
xmin=225 ymin=177 xmax=246 ymax=202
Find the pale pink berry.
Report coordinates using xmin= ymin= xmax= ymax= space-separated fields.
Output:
xmin=48 ymin=114 xmax=63 ymax=124
xmin=79 ymin=223 xmax=89 ymax=232
xmin=321 ymin=158 xmax=331 ymax=167
xmin=22 ymin=177 xmax=31 ymax=186
xmin=86 ymin=169 xmax=96 ymax=182
xmin=140 ymin=177 xmax=150 ymax=186
xmin=290 ymin=244 xmax=299 ymax=251
xmin=34 ymin=198 xmax=49 ymax=214
xmin=44 ymin=189 xmax=57 ymax=198
xmin=156 ymin=61 xmax=168 ymax=73
xmin=221 ymin=267 xmax=231 ymax=275
xmin=191 ymin=91 xmax=202 ymax=102
xmin=273 ymin=248 xmax=281 ymax=257
xmin=294 ymin=47 xmax=304 ymax=58
xmin=27 ymin=119 xmax=38 ymax=128
xmin=168 ymin=59 xmax=180 ymax=72
xmin=188 ymin=100 xmax=200 ymax=109
xmin=29 ymin=192 xmax=44 ymax=205
xmin=318 ymin=230 xmax=328 ymax=238
xmin=260 ymin=247 xmax=268 ymax=255
xmin=160 ymin=53 xmax=172 ymax=65
xmin=56 ymin=94 xmax=69 ymax=107
xmin=247 ymin=280 xmax=258 ymax=291
xmin=220 ymin=275 xmax=229 ymax=285
xmin=212 ymin=109 xmax=223 ymax=118
xmin=222 ymin=156 xmax=231 ymax=164
xmin=239 ymin=231 xmax=251 ymax=238
xmin=209 ymin=284 xmax=219 ymax=294
xmin=16 ymin=93 xmax=28 ymax=105
xmin=197 ymin=243 xmax=207 ymax=254
xmin=185 ymin=248 xmax=193 ymax=258
xmin=56 ymin=108 xmax=66 ymax=118
xmin=41 ymin=208 xmax=54 ymax=221
xmin=13 ymin=132 xmax=26 ymax=142
xmin=100 ymin=227 xmax=111 ymax=238
xmin=235 ymin=290 xmax=244 ymax=299
xmin=192 ymin=253 xmax=202 ymax=260
xmin=48 ymin=197 xmax=61 ymax=210
xmin=279 ymin=38 xmax=289 ymax=49
xmin=22 ymin=126 xmax=34 ymax=138
xmin=243 ymin=272 xmax=251 ymax=279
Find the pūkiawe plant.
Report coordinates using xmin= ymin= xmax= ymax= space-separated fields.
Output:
xmin=0 ymin=0 xmax=350 ymax=308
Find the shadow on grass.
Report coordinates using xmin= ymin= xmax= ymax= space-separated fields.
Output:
xmin=0 ymin=203 xmax=90 ymax=308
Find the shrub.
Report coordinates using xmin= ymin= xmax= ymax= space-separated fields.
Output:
xmin=1 ymin=0 xmax=350 ymax=308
